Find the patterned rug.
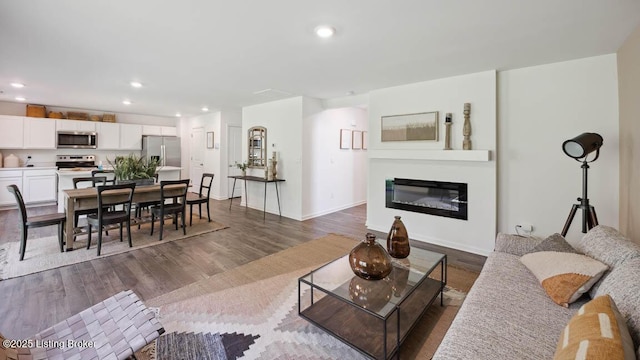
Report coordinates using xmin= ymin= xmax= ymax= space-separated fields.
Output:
xmin=0 ymin=216 xmax=228 ymax=280
xmin=137 ymin=234 xmax=478 ymax=360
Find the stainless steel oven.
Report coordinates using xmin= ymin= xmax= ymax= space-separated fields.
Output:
xmin=57 ymin=131 xmax=98 ymax=149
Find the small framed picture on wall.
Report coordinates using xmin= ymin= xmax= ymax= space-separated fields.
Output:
xmin=340 ymin=129 xmax=351 ymax=149
xmin=362 ymin=131 xmax=368 ymax=150
xmin=352 ymin=130 xmax=362 ymax=149
xmin=207 ymin=132 xmax=214 ymax=149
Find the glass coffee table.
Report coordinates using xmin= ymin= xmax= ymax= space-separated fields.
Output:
xmin=298 ymin=240 xmax=446 ymax=360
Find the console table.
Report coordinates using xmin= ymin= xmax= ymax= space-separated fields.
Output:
xmin=228 ymin=175 xmax=285 ymax=220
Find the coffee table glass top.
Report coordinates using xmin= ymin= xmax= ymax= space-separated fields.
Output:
xmin=299 ymin=240 xmax=445 ymax=318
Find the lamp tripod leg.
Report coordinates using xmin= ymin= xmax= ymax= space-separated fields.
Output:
xmin=561 ymin=204 xmax=580 ymax=237
xmin=587 ymin=206 xmax=599 ymax=231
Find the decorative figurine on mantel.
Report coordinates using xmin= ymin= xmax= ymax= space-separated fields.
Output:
xmin=444 ymin=113 xmax=453 ymax=150
xmin=462 ymin=103 xmax=472 ymax=150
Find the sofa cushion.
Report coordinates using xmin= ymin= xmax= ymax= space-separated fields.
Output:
xmin=433 ymin=251 xmax=586 ymax=360
xmin=521 ymin=252 xmax=608 ymax=307
xmin=532 ymin=233 xmax=578 ymax=254
xmin=494 ymin=233 xmax=544 ymax=256
xmin=591 ymin=256 xmax=640 ymax=351
xmin=571 ymin=225 xmax=640 ymax=268
xmin=554 ymin=295 xmax=635 ymax=360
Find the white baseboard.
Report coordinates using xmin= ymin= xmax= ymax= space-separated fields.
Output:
xmin=301 ymin=200 xmax=367 ymax=221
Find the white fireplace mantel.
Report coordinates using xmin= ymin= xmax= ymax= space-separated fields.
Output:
xmin=368 ymin=149 xmax=491 ymax=162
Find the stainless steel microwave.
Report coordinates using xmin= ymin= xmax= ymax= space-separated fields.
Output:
xmin=56 ymin=131 xmax=98 ymax=149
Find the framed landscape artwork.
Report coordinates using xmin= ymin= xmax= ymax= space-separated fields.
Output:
xmin=381 ymin=111 xmax=439 ymax=142
xmin=340 ymin=129 xmax=351 ymax=149
xmin=352 ymin=130 xmax=362 ymax=149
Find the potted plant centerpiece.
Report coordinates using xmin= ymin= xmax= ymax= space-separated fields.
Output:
xmin=108 ymin=154 xmax=161 ymax=186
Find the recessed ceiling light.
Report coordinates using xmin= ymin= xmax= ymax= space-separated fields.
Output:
xmin=130 ymin=81 xmax=143 ymax=88
xmin=15 ymin=96 xmax=26 ymax=101
xmin=175 ymin=113 xmax=181 ymax=117
xmin=11 ymin=83 xmax=25 ymax=88
xmin=122 ymin=99 xmax=132 ymax=105
xmin=201 ymin=107 xmax=209 ymax=112
xmin=315 ymin=25 xmax=336 ymax=38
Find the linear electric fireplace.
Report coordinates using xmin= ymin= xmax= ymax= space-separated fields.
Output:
xmin=385 ymin=178 xmax=468 ymax=220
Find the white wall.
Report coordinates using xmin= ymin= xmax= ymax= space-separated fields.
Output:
xmin=498 ymin=55 xmax=620 ymax=243
xmin=243 ymin=97 xmax=304 ymax=219
xmin=302 ymin=102 xmax=368 ymax=219
xmin=219 ymin=109 xmax=243 ymax=199
xmin=367 ymin=70 xmax=497 ymax=255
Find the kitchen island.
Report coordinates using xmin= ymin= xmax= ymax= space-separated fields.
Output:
xmin=56 ymin=166 xmax=181 ymax=212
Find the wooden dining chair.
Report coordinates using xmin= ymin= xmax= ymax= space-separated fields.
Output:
xmin=186 ymin=173 xmax=214 ymax=226
xmin=91 ymin=169 xmax=116 ymax=185
xmin=73 ymin=176 xmax=107 ymax=236
xmin=86 ymin=183 xmax=136 ymax=256
xmin=6 ymin=185 xmax=66 ymax=261
xmin=133 ymin=172 xmax=162 ymax=228
xmin=150 ymin=179 xmax=190 ymax=240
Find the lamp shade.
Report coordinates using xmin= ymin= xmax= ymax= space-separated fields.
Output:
xmin=562 ymin=133 xmax=603 ymax=159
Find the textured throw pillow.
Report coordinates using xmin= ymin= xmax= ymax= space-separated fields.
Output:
xmin=531 ymin=233 xmax=579 ymax=254
xmin=554 ymin=295 xmax=635 ymax=360
xmin=520 ymin=251 xmax=608 ymax=307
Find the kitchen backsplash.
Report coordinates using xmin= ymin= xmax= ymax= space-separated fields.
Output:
xmin=0 ymin=149 xmax=140 ymax=168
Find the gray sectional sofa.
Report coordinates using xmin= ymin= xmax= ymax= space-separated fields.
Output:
xmin=433 ymin=225 xmax=640 ymax=359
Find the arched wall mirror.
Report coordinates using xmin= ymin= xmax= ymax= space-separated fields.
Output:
xmin=248 ymin=126 xmax=267 ymax=168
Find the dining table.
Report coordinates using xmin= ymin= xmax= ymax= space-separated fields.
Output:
xmin=62 ymin=184 xmax=186 ymax=250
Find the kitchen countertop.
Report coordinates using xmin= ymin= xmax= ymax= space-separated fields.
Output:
xmin=0 ymin=166 xmax=58 ymax=171
xmin=56 ymin=166 xmax=181 ymax=176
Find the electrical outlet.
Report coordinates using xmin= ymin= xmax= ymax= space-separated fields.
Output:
xmin=516 ymin=224 xmax=534 ymax=233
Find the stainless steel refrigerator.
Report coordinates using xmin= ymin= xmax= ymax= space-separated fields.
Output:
xmin=142 ymin=135 xmax=181 ymax=167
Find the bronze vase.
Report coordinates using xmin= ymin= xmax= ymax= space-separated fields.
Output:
xmin=387 ymin=216 xmax=410 ymax=258
xmin=348 ymin=233 xmax=393 ymax=280
xmin=348 ymin=276 xmax=392 ymax=312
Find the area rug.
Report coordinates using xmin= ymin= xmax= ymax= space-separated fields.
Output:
xmin=0 ymin=217 xmax=228 ymax=280
xmin=139 ymin=234 xmax=480 ymax=360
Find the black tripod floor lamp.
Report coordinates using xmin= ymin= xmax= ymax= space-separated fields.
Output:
xmin=561 ymin=132 xmax=604 ymax=236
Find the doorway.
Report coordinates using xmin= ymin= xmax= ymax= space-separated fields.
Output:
xmin=190 ymin=127 xmax=204 ymax=191
xmin=227 ymin=125 xmax=242 ymax=198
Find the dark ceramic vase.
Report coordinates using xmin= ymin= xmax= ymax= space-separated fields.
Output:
xmin=348 ymin=233 xmax=393 ymax=280
xmin=387 ymin=216 xmax=410 ymax=258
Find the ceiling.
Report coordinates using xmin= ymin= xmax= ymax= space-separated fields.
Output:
xmin=1 ymin=0 xmax=639 ymax=118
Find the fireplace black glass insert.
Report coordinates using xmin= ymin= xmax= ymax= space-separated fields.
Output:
xmin=385 ymin=178 xmax=468 ymax=220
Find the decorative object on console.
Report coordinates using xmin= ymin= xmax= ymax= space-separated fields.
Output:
xmin=108 ymin=154 xmax=160 ymax=186
xmin=271 ymin=151 xmax=278 ymax=180
xmin=231 ymin=161 xmax=249 ymax=177
xmin=340 ymin=129 xmax=351 ymax=149
xmin=561 ymin=132 xmax=603 ymax=236
xmin=444 ymin=113 xmax=452 ymax=150
xmin=381 ymin=111 xmax=438 ymax=142
xmin=462 ymin=103 xmax=471 ymax=150
xmin=387 ymin=215 xmax=410 ymax=258
xmin=348 ymin=233 xmax=393 ymax=280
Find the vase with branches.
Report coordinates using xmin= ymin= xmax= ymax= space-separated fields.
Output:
xmin=230 ymin=161 xmax=249 ymax=177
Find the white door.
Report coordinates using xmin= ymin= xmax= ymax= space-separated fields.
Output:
xmin=190 ymin=127 xmax=205 ymax=191
xmin=227 ymin=125 xmax=243 ymax=198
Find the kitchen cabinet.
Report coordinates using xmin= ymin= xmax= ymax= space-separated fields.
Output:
xmin=23 ymin=118 xmax=56 ymax=149
xmin=142 ymin=125 xmax=162 ymax=136
xmin=56 ymin=119 xmax=96 ymax=132
xmin=142 ymin=125 xmax=176 ymax=136
xmin=120 ymin=124 xmax=142 ymax=150
xmin=0 ymin=115 xmax=25 ymax=149
xmin=22 ymin=169 xmax=57 ymax=203
xmin=161 ymin=126 xmax=177 ymax=136
xmin=0 ymin=170 xmax=23 ymax=206
xmin=96 ymin=122 xmax=120 ymax=149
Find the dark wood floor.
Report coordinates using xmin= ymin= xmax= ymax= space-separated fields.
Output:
xmin=0 ymin=200 xmax=485 ymax=339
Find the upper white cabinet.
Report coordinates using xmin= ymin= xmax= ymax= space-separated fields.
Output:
xmin=96 ymin=122 xmax=120 ymax=149
xmin=23 ymin=118 xmax=56 ymax=149
xmin=56 ymin=119 xmax=96 ymax=132
xmin=142 ymin=125 xmax=176 ymax=136
xmin=120 ymin=124 xmax=142 ymax=150
xmin=161 ymin=126 xmax=177 ymax=136
xmin=0 ymin=115 xmax=25 ymax=149
xmin=142 ymin=125 xmax=162 ymax=136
